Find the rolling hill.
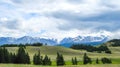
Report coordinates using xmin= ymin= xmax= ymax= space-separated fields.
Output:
xmin=5 ymin=45 xmax=120 ymax=61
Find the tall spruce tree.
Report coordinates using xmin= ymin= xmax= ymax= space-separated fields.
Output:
xmin=72 ymin=57 xmax=78 ymax=65
xmin=0 ymin=47 xmax=5 ymax=63
xmin=33 ymin=50 xmax=43 ymax=65
xmin=56 ymin=52 xmax=65 ymax=66
xmin=43 ymin=55 xmax=51 ymax=65
xmin=74 ymin=57 xmax=78 ymax=65
xmin=83 ymin=53 xmax=92 ymax=64
xmin=96 ymin=58 xmax=99 ymax=64
xmin=72 ymin=58 xmax=74 ymax=65
xmin=48 ymin=58 xmax=52 ymax=65
xmin=0 ymin=47 xmax=11 ymax=63
xmin=3 ymin=47 xmax=10 ymax=63
xmin=25 ymin=53 xmax=30 ymax=64
xmin=15 ymin=46 xmax=30 ymax=64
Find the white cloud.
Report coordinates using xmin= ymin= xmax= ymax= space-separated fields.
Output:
xmin=0 ymin=0 xmax=120 ymax=40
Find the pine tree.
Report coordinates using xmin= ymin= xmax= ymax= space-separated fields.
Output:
xmin=48 ymin=58 xmax=52 ymax=65
xmin=96 ymin=58 xmax=99 ymax=64
xmin=43 ymin=55 xmax=51 ymax=65
xmin=74 ymin=57 xmax=78 ymax=65
xmin=3 ymin=47 xmax=10 ymax=63
xmin=12 ymin=53 xmax=16 ymax=63
xmin=33 ymin=54 xmax=37 ymax=64
xmin=0 ymin=47 xmax=5 ymax=63
xmin=56 ymin=52 xmax=65 ymax=66
xmin=72 ymin=58 xmax=74 ymax=65
xmin=15 ymin=46 xmax=30 ymax=64
xmin=0 ymin=47 xmax=12 ymax=63
xmin=83 ymin=53 xmax=87 ymax=64
xmin=9 ymin=53 xmax=13 ymax=63
xmin=25 ymin=53 xmax=30 ymax=64
xmin=33 ymin=50 xmax=43 ymax=65
xmin=101 ymin=57 xmax=112 ymax=64
xmin=83 ymin=53 xmax=92 ymax=64
xmin=72 ymin=57 xmax=78 ymax=65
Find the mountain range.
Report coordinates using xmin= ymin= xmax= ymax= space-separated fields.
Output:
xmin=60 ymin=35 xmax=108 ymax=47
xmin=0 ymin=36 xmax=57 ymax=46
xmin=0 ymin=35 xmax=108 ymax=47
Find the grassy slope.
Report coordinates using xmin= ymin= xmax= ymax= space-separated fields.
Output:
xmin=3 ymin=46 xmax=120 ymax=67
xmin=6 ymin=46 xmax=120 ymax=60
xmin=0 ymin=64 xmax=120 ymax=67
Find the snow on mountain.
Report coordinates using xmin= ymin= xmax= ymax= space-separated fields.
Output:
xmin=60 ymin=35 xmax=108 ymax=47
xmin=0 ymin=36 xmax=57 ymax=45
xmin=0 ymin=35 xmax=108 ymax=47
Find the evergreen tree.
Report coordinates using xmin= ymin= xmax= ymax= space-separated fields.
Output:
xmin=0 ymin=47 xmax=30 ymax=64
xmin=48 ymin=58 xmax=52 ymax=65
xmin=15 ymin=46 xmax=30 ymax=64
xmin=83 ymin=53 xmax=92 ymax=64
xmin=72 ymin=57 xmax=78 ymax=65
xmin=9 ymin=53 xmax=13 ymax=63
xmin=105 ymin=50 xmax=112 ymax=54
xmin=101 ymin=57 xmax=112 ymax=64
xmin=12 ymin=53 xmax=16 ymax=63
xmin=56 ymin=52 xmax=65 ymax=66
xmin=96 ymin=58 xmax=99 ymax=64
xmin=33 ymin=54 xmax=37 ymax=64
xmin=43 ymin=55 xmax=51 ymax=65
xmin=0 ymin=47 xmax=5 ymax=63
xmin=74 ymin=57 xmax=78 ymax=65
xmin=3 ymin=47 xmax=10 ymax=63
xmin=33 ymin=50 xmax=43 ymax=65
xmin=25 ymin=53 xmax=30 ymax=64
xmin=72 ymin=58 xmax=74 ymax=65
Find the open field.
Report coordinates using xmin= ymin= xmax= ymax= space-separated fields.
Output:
xmin=6 ymin=46 xmax=120 ymax=61
xmin=3 ymin=46 xmax=120 ymax=66
xmin=1 ymin=64 xmax=120 ymax=67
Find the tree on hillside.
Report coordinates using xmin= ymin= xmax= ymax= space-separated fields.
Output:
xmin=83 ymin=53 xmax=92 ymax=64
xmin=0 ymin=47 xmax=11 ymax=63
xmin=3 ymin=47 xmax=11 ymax=63
xmin=32 ymin=43 xmax=43 ymax=46
xmin=56 ymin=52 xmax=65 ymax=66
xmin=72 ymin=57 xmax=78 ymax=65
xmin=96 ymin=58 xmax=99 ymax=64
xmin=101 ymin=57 xmax=112 ymax=64
xmin=25 ymin=53 xmax=30 ymax=64
xmin=105 ymin=50 xmax=112 ymax=54
xmin=0 ymin=47 xmax=5 ymax=63
xmin=43 ymin=55 xmax=51 ymax=65
xmin=33 ymin=50 xmax=43 ymax=65
xmin=9 ymin=53 xmax=16 ymax=63
xmin=70 ymin=44 xmax=111 ymax=53
xmin=15 ymin=46 xmax=30 ymax=64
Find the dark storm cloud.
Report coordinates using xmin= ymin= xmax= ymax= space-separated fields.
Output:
xmin=49 ymin=10 xmax=120 ymax=31
xmin=0 ymin=19 xmax=21 ymax=30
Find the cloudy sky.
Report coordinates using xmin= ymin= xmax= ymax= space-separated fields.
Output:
xmin=0 ymin=0 xmax=120 ymax=40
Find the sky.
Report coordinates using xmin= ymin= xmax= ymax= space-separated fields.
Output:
xmin=0 ymin=0 xmax=120 ymax=41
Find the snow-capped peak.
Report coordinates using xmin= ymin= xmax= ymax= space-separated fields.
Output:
xmin=60 ymin=35 xmax=108 ymax=47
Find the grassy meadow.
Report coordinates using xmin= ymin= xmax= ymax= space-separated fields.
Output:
xmin=0 ymin=64 xmax=120 ymax=67
xmin=1 ymin=46 xmax=120 ymax=67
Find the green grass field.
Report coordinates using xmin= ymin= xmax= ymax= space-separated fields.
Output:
xmin=0 ymin=64 xmax=120 ymax=67
xmin=2 ymin=46 xmax=120 ymax=67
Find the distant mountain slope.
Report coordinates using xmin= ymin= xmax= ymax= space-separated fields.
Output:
xmin=104 ymin=39 xmax=120 ymax=46
xmin=0 ymin=35 xmax=108 ymax=47
xmin=0 ymin=36 xmax=57 ymax=45
xmin=60 ymin=35 xmax=108 ymax=47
